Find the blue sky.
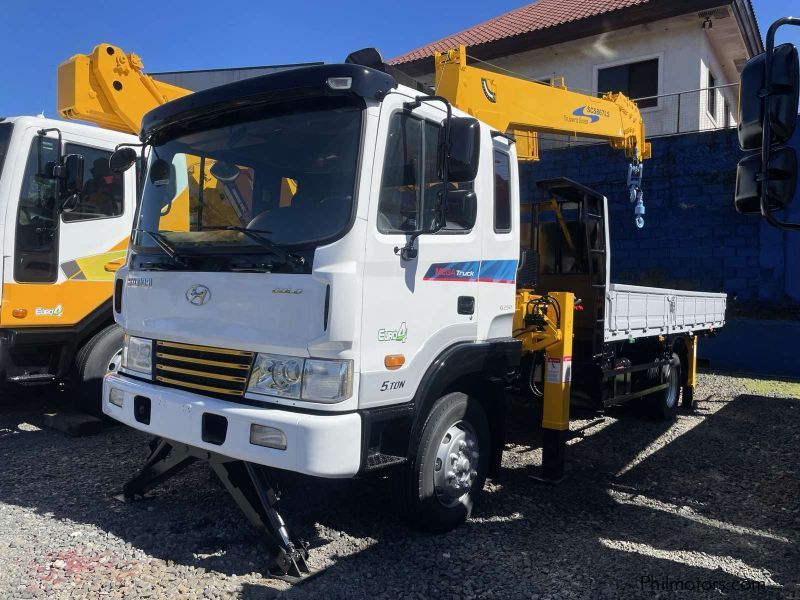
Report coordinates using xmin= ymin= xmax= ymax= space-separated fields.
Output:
xmin=0 ymin=0 xmax=797 ymax=117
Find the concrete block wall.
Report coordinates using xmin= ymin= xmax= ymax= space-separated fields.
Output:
xmin=522 ymin=128 xmax=800 ymax=308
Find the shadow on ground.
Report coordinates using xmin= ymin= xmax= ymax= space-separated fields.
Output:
xmin=1 ymin=382 xmax=798 ymax=598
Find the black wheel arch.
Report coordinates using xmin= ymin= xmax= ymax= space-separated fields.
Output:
xmin=408 ymin=338 xmax=521 ymax=472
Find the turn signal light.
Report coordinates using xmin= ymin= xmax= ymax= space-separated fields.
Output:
xmin=384 ymin=354 xmax=405 ymax=370
xmin=11 ymin=308 xmax=27 ymax=319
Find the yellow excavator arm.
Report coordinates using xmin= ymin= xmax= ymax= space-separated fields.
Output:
xmin=57 ymin=43 xmax=190 ymax=134
xmin=434 ymin=46 xmax=651 ymax=162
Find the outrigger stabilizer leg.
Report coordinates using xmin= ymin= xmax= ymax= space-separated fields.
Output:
xmin=119 ymin=438 xmax=318 ymax=583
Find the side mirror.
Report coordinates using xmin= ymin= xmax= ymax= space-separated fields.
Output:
xmin=209 ymin=161 xmax=240 ymax=182
xmin=149 ymin=158 xmax=171 ymax=187
xmin=446 ymin=117 xmax=480 ymax=182
xmin=735 ymin=146 xmax=797 ymax=214
xmin=738 ymin=43 xmax=799 ymax=150
xmin=110 ymin=147 xmax=138 ymax=173
xmin=60 ymin=154 xmax=84 ymax=196
xmin=444 ymin=189 xmax=477 ymax=229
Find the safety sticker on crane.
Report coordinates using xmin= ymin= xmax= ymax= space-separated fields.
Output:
xmin=546 ymin=356 xmax=573 ymax=384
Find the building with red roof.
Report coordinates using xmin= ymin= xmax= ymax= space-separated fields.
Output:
xmin=390 ymin=0 xmax=761 ymax=136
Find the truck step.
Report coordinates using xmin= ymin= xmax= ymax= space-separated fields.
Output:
xmin=8 ymin=373 xmax=56 ymax=385
xmin=364 ymin=453 xmax=407 ymax=471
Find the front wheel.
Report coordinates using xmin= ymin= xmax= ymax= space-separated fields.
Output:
xmin=72 ymin=324 xmax=124 ymax=415
xmin=392 ymin=392 xmax=489 ymax=533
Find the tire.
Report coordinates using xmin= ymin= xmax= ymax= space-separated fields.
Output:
xmin=392 ymin=392 xmax=490 ymax=533
xmin=649 ymin=352 xmax=681 ymax=421
xmin=72 ymin=324 xmax=124 ymax=415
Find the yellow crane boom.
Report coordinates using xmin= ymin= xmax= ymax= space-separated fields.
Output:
xmin=434 ymin=46 xmax=651 ymax=228
xmin=434 ymin=46 xmax=651 ymax=162
xmin=57 ymin=43 xmax=190 ymax=134
xmin=57 ymin=44 xmax=253 ymax=232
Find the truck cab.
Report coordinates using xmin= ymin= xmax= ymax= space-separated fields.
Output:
xmin=104 ymin=64 xmax=520 ymax=521
xmin=0 ymin=116 xmax=138 ymax=406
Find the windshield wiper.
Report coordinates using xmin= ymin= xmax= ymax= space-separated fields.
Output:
xmin=215 ymin=226 xmax=305 ymax=268
xmin=134 ymin=229 xmax=187 ymax=266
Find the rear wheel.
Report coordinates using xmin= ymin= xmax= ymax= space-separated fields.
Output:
xmin=72 ymin=324 xmax=124 ymax=415
xmin=392 ymin=392 xmax=489 ymax=533
xmin=649 ymin=352 xmax=681 ymax=421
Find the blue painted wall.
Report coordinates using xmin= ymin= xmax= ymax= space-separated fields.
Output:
xmin=523 ymin=128 xmax=800 ymax=310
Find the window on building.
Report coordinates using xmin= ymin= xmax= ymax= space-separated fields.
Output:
xmin=707 ymin=71 xmax=718 ymax=120
xmin=62 ymin=144 xmax=125 ymax=222
xmin=493 ymin=150 xmax=512 ymax=233
xmin=377 ymin=112 xmax=475 ymax=234
xmin=597 ymin=58 xmax=659 ymax=109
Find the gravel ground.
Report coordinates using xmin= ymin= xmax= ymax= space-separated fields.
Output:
xmin=1 ymin=372 xmax=798 ymax=599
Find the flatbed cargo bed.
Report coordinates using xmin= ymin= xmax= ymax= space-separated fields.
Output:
xmin=604 ymin=283 xmax=726 ymax=342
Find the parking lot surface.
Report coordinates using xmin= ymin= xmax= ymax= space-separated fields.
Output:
xmin=1 ymin=373 xmax=798 ymax=599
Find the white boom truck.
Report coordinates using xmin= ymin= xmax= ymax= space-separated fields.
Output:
xmin=0 ymin=116 xmax=137 ymax=408
xmin=102 ymin=54 xmax=725 ymax=580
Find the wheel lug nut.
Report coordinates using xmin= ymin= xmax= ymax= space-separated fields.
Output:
xmin=459 ymin=441 xmax=467 ymax=451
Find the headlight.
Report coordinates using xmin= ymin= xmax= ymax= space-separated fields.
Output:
xmin=249 ymin=354 xmax=303 ymax=399
xmin=247 ymin=354 xmax=352 ymax=404
xmin=121 ymin=335 xmax=153 ymax=378
xmin=302 ymin=359 xmax=353 ymax=403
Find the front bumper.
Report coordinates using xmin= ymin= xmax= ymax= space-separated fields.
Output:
xmin=103 ymin=373 xmax=362 ymax=478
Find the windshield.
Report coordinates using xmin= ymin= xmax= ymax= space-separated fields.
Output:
xmin=133 ymin=99 xmax=363 ymax=264
xmin=0 ymin=123 xmax=13 ymax=180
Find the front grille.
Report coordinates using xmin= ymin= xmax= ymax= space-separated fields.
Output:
xmin=154 ymin=340 xmax=254 ymax=397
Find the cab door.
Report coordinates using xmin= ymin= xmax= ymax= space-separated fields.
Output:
xmin=4 ymin=129 xmax=135 ymax=327
xmin=359 ymin=99 xmax=482 ymax=409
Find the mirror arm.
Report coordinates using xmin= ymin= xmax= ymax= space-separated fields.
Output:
xmin=37 ymin=128 xmax=63 ymax=151
xmin=759 ymin=17 xmax=800 ymax=232
xmin=36 ymin=128 xmax=63 ymax=185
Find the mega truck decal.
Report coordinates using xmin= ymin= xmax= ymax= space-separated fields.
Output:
xmin=423 ymin=260 xmax=517 ymax=284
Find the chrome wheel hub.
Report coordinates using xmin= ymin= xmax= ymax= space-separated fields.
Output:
xmin=433 ymin=420 xmax=479 ymax=508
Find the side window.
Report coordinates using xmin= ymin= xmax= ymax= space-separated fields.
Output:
xmin=377 ymin=113 xmax=422 ymax=233
xmin=62 ymin=144 xmax=124 ymax=222
xmin=378 ymin=113 xmax=475 ymax=234
xmin=15 ymin=138 xmax=60 ymax=283
xmin=493 ymin=150 xmax=512 ymax=233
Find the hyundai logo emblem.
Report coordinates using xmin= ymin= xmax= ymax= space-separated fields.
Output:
xmin=186 ymin=284 xmax=211 ymax=306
